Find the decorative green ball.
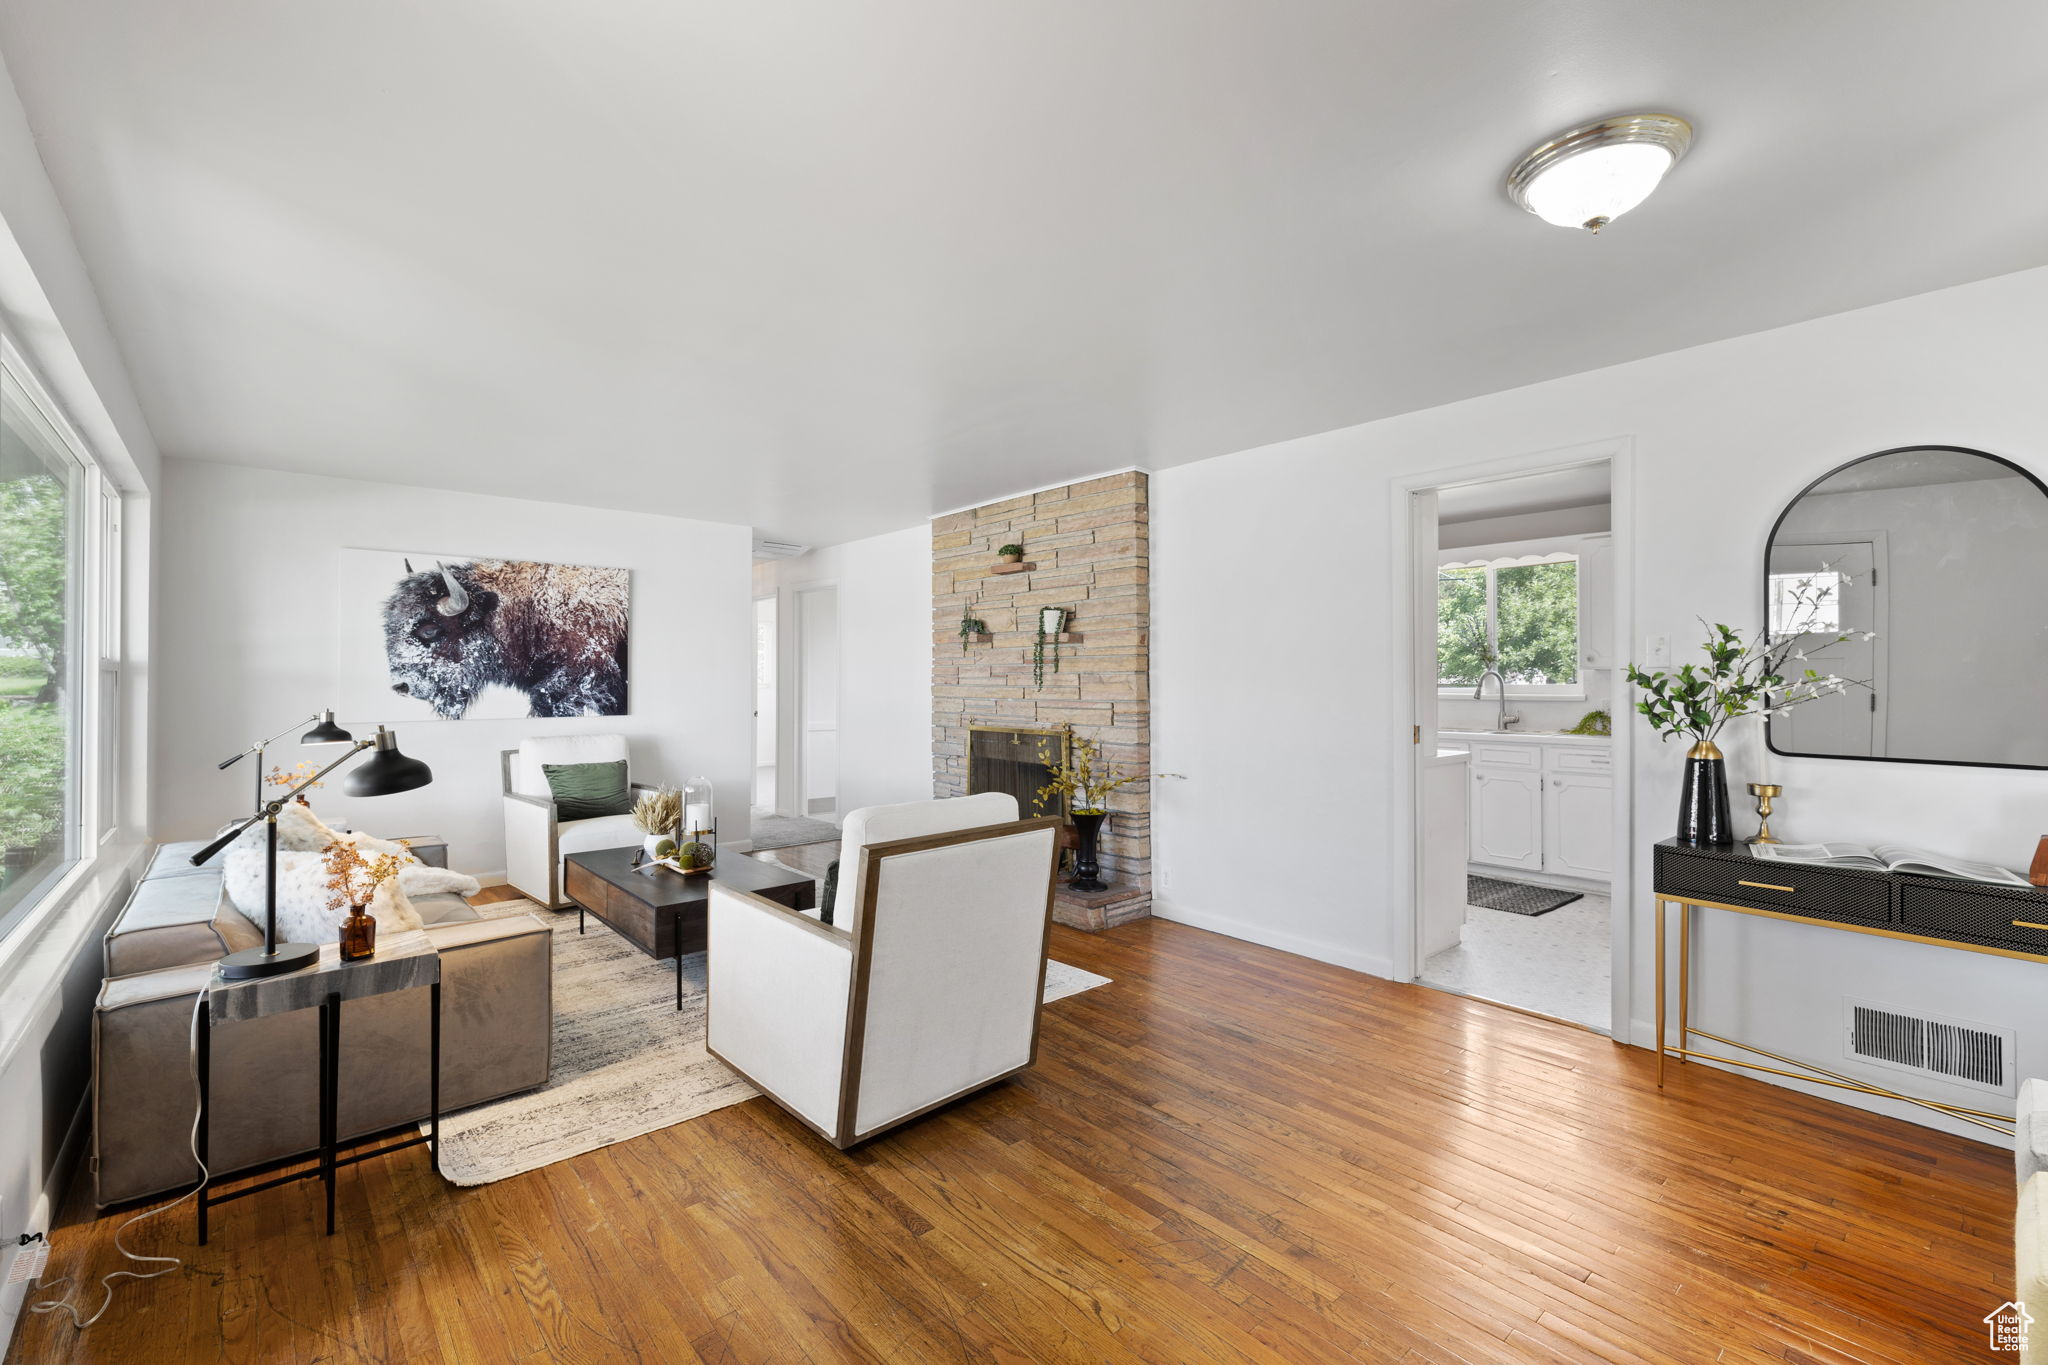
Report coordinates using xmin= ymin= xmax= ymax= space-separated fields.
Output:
xmin=654 ymin=838 xmax=678 ymax=859
xmin=680 ymin=840 xmax=713 ymax=869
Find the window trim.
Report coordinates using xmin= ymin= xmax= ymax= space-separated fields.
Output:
xmin=1437 ymin=546 xmax=1586 ymax=699
xmin=0 ymin=332 xmax=121 ymax=955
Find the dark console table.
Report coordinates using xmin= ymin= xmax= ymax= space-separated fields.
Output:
xmin=1652 ymin=837 xmax=2048 ymax=1136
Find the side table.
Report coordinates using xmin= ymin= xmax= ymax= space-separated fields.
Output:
xmin=197 ymin=931 xmax=443 ymax=1242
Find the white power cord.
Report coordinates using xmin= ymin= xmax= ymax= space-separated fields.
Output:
xmin=27 ymin=989 xmax=209 ymax=1330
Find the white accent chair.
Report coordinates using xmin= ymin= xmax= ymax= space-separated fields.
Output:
xmin=706 ymin=793 xmax=1058 ymax=1149
xmin=501 ymin=734 xmax=657 ymax=908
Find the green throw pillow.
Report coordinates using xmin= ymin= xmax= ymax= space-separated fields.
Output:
xmin=542 ymin=760 xmax=632 ymax=820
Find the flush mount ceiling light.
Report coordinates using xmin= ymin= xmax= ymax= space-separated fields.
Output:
xmin=1506 ymin=113 xmax=1693 ymax=233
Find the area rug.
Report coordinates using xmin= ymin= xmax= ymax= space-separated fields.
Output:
xmin=747 ymin=811 xmax=844 ymax=850
xmin=429 ymin=898 xmax=1111 ymax=1185
xmin=1468 ymin=874 xmax=1583 ymax=917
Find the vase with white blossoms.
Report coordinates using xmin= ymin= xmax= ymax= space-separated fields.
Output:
xmin=1626 ymin=573 xmax=1876 ymax=846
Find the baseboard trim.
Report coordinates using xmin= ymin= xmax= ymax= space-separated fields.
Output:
xmin=1151 ymin=899 xmax=1393 ymax=979
xmin=1467 ymin=864 xmax=1610 ymax=895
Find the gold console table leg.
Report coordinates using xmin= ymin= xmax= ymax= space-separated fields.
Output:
xmin=1646 ymin=894 xmax=2010 ymax=1133
xmin=1654 ymin=898 xmax=1666 ymax=1088
xmin=1678 ymin=901 xmax=1690 ymax=1066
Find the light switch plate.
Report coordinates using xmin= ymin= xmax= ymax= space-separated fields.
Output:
xmin=1643 ymin=634 xmax=1672 ymax=667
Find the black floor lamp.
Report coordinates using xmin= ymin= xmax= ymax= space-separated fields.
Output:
xmin=191 ymin=726 xmax=434 ymax=979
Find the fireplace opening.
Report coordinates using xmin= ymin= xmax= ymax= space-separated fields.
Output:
xmin=967 ymin=725 xmax=1070 ymax=820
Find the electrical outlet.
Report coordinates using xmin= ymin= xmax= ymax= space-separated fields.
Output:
xmin=6 ymin=1238 xmax=49 ymax=1285
xmin=1643 ymin=634 xmax=1672 ymax=667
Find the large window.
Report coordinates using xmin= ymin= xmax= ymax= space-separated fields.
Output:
xmin=0 ymin=350 xmax=105 ymax=944
xmin=1439 ymin=556 xmax=1580 ymax=694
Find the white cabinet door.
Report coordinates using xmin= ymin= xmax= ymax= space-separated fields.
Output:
xmin=1577 ymin=533 xmax=1614 ymax=669
xmin=1469 ymin=766 xmax=1543 ymax=871
xmin=1543 ymin=771 xmax=1613 ymax=878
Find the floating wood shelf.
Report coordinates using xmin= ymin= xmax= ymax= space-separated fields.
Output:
xmin=988 ymin=562 xmax=1036 ymax=575
xmin=953 ymin=631 xmax=1077 ymax=644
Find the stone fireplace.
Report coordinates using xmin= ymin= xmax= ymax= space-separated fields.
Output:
xmin=932 ymin=471 xmax=1149 ymax=929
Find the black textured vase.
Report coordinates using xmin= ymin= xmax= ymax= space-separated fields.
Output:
xmin=1678 ymin=740 xmax=1733 ymax=846
xmin=1069 ymin=810 xmax=1109 ymax=891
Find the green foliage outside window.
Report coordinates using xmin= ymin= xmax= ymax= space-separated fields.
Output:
xmin=0 ymin=474 xmax=66 ymax=700
xmin=0 ymin=705 xmax=64 ymax=850
xmin=1436 ymin=567 xmax=1489 ymax=686
xmin=1437 ymin=558 xmax=1579 ymax=688
xmin=0 ymin=461 xmax=69 ymax=877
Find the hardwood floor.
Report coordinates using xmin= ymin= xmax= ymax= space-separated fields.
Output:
xmin=10 ymin=904 xmax=2013 ymax=1364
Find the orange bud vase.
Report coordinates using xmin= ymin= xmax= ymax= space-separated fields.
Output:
xmin=339 ymin=904 xmax=377 ymax=962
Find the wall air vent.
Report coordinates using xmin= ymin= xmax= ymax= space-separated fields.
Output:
xmin=1846 ymin=1000 xmax=2013 ymax=1094
xmin=752 ymin=540 xmax=811 ymax=560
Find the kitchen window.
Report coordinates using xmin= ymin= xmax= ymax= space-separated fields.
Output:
xmin=1438 ymin=556 xmax=1581 ymax=696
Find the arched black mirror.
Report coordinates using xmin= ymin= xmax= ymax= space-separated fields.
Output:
xmin=1764 ymin=445 xmax=2048 ymax=769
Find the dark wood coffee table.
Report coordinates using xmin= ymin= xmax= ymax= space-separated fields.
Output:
xmin=563 ymin=847 xmax=817 ymax=1008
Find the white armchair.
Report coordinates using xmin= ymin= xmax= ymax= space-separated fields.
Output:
xmin=501 ymin=734 xmax=658 ymax=908
xmin=706 ymin=793 xmax=1058 ymax=1149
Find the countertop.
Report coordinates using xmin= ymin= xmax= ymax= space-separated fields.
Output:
xmin=1438 ymin=728 xmax=1611 ymax=749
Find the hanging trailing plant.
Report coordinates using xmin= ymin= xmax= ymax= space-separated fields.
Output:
xmin=1034 ymin=606 xmax=1069 ymax=688
xmin=957 ymin=598 xmax=987 ymax=653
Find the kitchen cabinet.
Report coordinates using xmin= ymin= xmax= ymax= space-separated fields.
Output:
xmin=1455 ymin=734 xmax=1612 ymax=884
xmin=1469 ymin=764 xmax=1543 ymax=871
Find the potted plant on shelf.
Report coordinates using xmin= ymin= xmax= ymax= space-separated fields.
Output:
xmin=1033 ymin=735 xmax=1144 ymax=891
xmin=632 ymin=785 xmax=683 ymax=864
xmin=1626 ymin=575 xmax=1871 ymax=845
xmin=997 ymin=543 xmax=1024 ymax=564
xmin=958 ymin=601 xmax=987 ymax=652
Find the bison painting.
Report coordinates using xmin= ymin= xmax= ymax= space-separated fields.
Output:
xmin=376 ymin=558 xmax=629 ymax=718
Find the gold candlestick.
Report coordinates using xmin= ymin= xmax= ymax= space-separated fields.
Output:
xmin=1748 ymin=783 xmax=1783 ymax=844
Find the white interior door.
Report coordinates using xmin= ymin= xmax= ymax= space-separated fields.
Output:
xmin=1409 ymin=490 xmax=1440 ymax=973
xmin=796 ymin=586 xmax=839 ymax=818
xmin=753 ymin=596 xmax=776 ymax=811
xmin=1768 ymin=539 xmax=1885 ymax=757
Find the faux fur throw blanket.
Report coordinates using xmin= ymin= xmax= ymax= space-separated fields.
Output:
xmin=221 ymin=801 xmax=479 ymax=944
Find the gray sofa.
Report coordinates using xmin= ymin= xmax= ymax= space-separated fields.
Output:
xmin=92 ymin=838 xmax=554 ymax=1207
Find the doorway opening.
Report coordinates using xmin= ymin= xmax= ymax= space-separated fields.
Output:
xmin=1407 ymin=459 xmax=1625 ymax=1033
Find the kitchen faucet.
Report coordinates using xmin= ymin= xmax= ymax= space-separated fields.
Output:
xmin=1473 ymin=667 xmax=1519 ymax=732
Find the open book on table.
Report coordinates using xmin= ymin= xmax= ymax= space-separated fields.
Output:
xmin=1749 ymin=841 xmax=2030 ymax=887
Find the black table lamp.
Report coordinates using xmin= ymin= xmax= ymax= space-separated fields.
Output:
xmin=192 ymin=725 xmax=433 ymax=979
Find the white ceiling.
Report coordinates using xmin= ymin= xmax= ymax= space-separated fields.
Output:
xmin=4 ymin=2 xmax=2048 ymax=546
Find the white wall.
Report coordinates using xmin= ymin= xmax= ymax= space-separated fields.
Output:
xmin=1153 ymin=263 xmax=2048 ymax=1142
xmin=153 ymin=460 xmax=753 ymax=874
xmin=0 ymin=45 xmax=161 ymax=1350
xmin=762 ymin=526 xmax=931 ymax=823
